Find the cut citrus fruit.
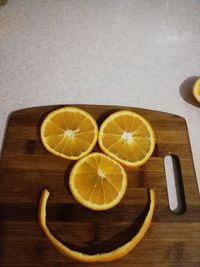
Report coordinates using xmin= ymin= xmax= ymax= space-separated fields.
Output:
xmin=40 ymin=107 xmax=98 ymax=160
xmin=98 ymin=110 xmax=155 ymax=168
xmin=193 ymin=78 xmax=200 ymax=103
xmin=38 ymin=188 xmax=155 ymax=262
xmin=69 ymin=152 xmax=127 ymax=210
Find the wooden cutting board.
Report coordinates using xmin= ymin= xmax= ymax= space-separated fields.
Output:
xmin=0 ymin=105 xmax=199 ymax=267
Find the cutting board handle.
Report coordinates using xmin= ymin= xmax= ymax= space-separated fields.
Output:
xmin=164 ymin=154 xmax=186 ymax=215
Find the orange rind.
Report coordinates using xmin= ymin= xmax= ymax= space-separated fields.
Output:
xmin=38 ymin=188 xmax=155 ymax=262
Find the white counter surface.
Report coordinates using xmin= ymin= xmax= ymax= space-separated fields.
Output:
xmin=0 ymin=1 xmax=199 ymax=196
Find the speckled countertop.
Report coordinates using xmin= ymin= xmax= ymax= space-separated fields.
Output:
xmin=0 ymin=0 xmax=199 ymax=196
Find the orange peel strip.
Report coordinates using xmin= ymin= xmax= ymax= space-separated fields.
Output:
xmin=38 ymin=188 xmax=155 ymax=262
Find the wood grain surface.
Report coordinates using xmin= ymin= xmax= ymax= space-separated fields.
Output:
xmin=0 ymin=105 xmax=199 ymax=267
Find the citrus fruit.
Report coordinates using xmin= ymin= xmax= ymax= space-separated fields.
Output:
xmin=69 ymin=152 xmax=127 ymax=210
xmin=40 ymin=107 xmax=98 ymax=160
xmin=38 ymin=188 xmax=155 ymax=262
xmin=193 ymin=78 xmax=200 ymax=103
xmin=98 ymin=110 xmax=155 ymax=168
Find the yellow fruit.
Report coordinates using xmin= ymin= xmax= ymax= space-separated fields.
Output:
xmin=193 ymin=78 xmax=200 ymax=103
xmin=38 ymin=188 xmax=155 ymax=262
xmin=69 ymin=152 xmax=127 ymax=210
xmin=98 ymin=110 xmax=155 ymax=168
xmin=40 ymin=107 xmax=98 ymax=160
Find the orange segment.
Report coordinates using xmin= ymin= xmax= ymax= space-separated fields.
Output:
xmin=98 ymin=110 xmax=155 ymax=167
xmin=40 ymin=107 xmax=98 ymax=160
xmin=38 ymin=188 xmax=155 ymax=262
xmin=193 ymin=78 xmax=200 ymax=103
xmin=69 ymin=152 xmax=127 ymax=210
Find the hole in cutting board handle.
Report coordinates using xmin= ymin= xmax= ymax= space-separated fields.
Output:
xmin=164 ymin=155 xmax=186 ymax=214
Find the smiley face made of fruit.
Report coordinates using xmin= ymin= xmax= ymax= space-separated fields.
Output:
xmin=38 ymin=106 xmax=156 ymax=262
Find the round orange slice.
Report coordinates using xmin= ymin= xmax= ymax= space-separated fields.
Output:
xmin=69 ymin=152 xmax=127 ymax=210
xmin=38 ymin=188 xmax=155 ymax=262
xmin=98 ymin=110 xmax=155 ymax=168
xmin=40 ymin=107 xmax=98 ymax=160
xmin=193 ymin=78 xmax=200 ymax=103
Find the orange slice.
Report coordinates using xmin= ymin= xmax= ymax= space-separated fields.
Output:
xmin=40 ymin=107 xmax=98 ymax=160
xmin=193 ymin=78 xmax=200 ymax=103
xmin=38 ymin=188 xmax=155 ymax=262
xmin=69 ymin=152 xmax=127 ymax=210
xmin=98 ymin=110 xmax=155 ymax=168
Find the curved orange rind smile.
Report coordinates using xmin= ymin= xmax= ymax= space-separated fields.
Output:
xmin=38 ymin=188 xmax=155 ymax=262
